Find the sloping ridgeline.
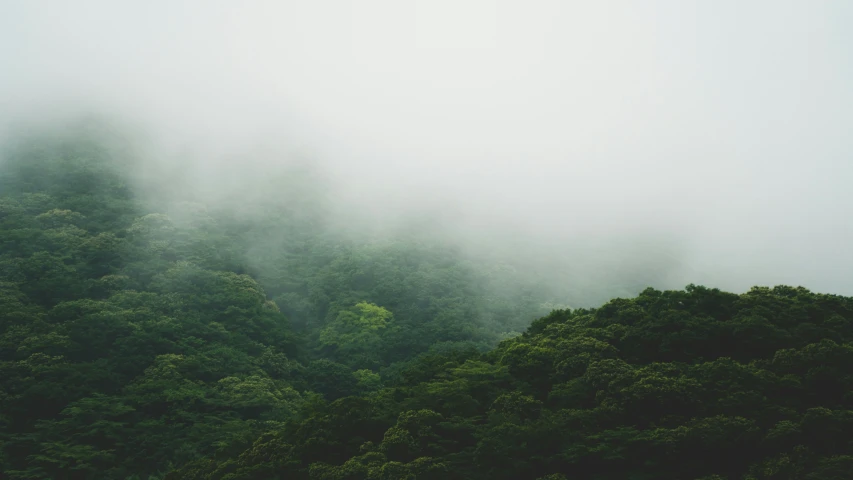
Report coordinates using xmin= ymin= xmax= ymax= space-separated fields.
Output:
xmin=0 ymin=124 xmax=851 ymax=479
xmin=168 ymin=285 xmax=853 ymax=480
xmin=0 ymin=122 xmax=561 ymax=478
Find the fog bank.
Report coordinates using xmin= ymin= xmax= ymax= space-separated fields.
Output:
xmin=2 ymin=0 xmax=852 ymax=298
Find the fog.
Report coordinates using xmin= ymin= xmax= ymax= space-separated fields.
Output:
xmin=2 ymin=0 xmax=852 ymax=300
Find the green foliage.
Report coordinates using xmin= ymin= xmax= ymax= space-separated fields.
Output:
xmin=319 ymin=302 xmax=396 ymax=369
xmin=167 ymin=285 xmax=853 ymax=480
xmin=2 ymin=127 xmax=853 ymax=479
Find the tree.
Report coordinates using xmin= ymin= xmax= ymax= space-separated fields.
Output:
xmin=320 ymin=302 xmax=397 ymax=369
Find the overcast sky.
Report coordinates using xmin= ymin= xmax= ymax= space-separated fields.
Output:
xmin=1 ymin=0 xmax=852 ymax=295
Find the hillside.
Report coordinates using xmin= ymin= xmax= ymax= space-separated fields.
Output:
xmin=1 ymin=130 xmax=851 ymax=479
xmin=165 ymin=285 xmax=853 ymax=480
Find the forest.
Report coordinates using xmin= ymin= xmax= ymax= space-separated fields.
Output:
xmin=1 ymin=125 xmax=852 ymax=479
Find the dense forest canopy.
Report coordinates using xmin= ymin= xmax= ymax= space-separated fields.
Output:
xmin=0 ymin=124 xmax=851 ymax=479
xmin=3 ymin=0 xmax=851 ymax=476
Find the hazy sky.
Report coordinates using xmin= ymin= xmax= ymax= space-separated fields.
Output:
xmin=1 ymin=1 xmax=852 ymax=295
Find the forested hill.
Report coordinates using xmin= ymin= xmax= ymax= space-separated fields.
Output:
xmin=1 ymin=128 xmax=852 ymax=479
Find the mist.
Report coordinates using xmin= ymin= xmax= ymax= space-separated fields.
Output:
xmin=2 ymin=0 xmax=852 ymax=301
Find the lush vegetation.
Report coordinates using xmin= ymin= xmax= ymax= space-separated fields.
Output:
xmin=1 ymin=126 xmax=851 ymax=479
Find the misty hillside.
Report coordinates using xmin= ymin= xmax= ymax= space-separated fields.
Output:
xmin=3 ymin=1 xmax=852 ymax=478
xmin=0 ymin=127 xmax=851 ymax=479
